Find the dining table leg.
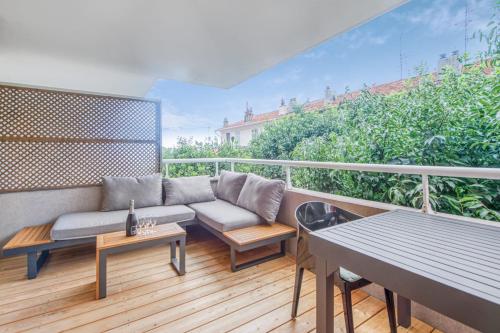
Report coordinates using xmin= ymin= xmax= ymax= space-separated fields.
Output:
xmin=397 ymin=294 xmax=411 ymax=328
xmin=316 ymin=256 xmax=335 ymax=333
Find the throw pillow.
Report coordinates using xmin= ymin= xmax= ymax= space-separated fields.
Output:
xmin=236 ymin=173 xmax=285 ymax=223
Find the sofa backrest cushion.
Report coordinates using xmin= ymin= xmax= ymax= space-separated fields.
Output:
xmin=236 ymin=173 xmax=285 ymax=224
xmin=101 ymin=174 xmax=162 ymax=211
xmin=164 ymin=175 xmax=216 ymax=206
xmin=162 ymin=177 xmax=218 ymax=203
xmin=216 ymin=170 xmax=247 ymax=204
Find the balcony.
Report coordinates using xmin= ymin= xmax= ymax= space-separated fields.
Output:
xmin=0 ymin=227 xmax=438 ymax=333
xmin=1 ymin=2 xmax=500 ymax=332
xmin=1 ymin=152 xmax=499 ymax=332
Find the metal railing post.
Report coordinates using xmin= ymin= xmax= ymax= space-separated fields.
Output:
xmin=230 ymin=161 xmax=235 ymax=172
xmin=215 ymin=161 xmax=219 ymax=176
xmin=285 ymin=166 xmax=292 ymax=189
xmin=164 ymin=163 xmax=169 ymax=178
xmin=421 ymin=174 xmax=433 ymax=214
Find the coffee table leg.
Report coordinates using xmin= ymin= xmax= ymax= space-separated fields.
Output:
xmin=96 ymin=251 xmax=107 ymax=299
xmin=179 ymin=237 xmax=185 ymax=275
xmin=170 ymin=241 xmax=176 ymax=262
xmin=170 ymin=237 xmax=186 ymax=276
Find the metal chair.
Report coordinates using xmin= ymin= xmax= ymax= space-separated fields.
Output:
xmin=291 ymin=201 xmax=396 ymax=333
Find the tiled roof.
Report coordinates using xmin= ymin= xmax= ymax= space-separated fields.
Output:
xmin=221 ymin=60 xmax=494 ymax=131
xmin=222 ymin=110 xmax=281 ymax=130
xmin=220 ymin=77 xmax=414 ymax=131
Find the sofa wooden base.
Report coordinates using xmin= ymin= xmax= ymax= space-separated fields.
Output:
xmin=3 ymin=219 xmax=295 ymax=278
xmin=230 ymin=240 xmax=286 ymax=271
xmin=2 ymin=219 xmax=196 ymax=279
xmin=199 ymin=221 xmax=296 ymax=272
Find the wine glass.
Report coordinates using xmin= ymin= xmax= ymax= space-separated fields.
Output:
xmin=145 ymin=216 xmax=152 ymax=235
xmin=150 ymin=218 xmax=157 ymax=233
xmin=138 ymin=217 xmax=147 ymax=235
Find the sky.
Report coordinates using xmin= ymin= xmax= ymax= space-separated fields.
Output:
xmin=147 ymin=0 xmax=495 ymax=148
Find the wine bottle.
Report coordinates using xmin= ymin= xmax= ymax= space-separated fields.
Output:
xmin=126 ymin=199 xmax=138 ymax=236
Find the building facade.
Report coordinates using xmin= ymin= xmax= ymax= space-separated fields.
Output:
xmin=218 ymin=83 xmax=391 ymax=146
xmin=218 ymin=53 xmax=464 ymax=146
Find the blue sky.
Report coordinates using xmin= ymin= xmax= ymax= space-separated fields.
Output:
xmin=147 ymin=0 xmax=495 ymax=147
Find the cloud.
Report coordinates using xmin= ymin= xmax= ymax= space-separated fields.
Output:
xmin=340 ymin=29 xmax=390 ymax=49
xmin=267 ymin=67 xmax=302 ymax=86
xmin=302 ymin=49 xmax=327 ymax=59
xmin=160 ymin=100 xmax=221 ymax=147
xmin=161 ymin=99 xmax=216 ymax=130
xmin=391 ymin=0 xmax=493 ymax=35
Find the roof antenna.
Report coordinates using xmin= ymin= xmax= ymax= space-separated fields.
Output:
xmin=399 ymin=33 xmax=403 ymax=80
xmin=454 ymin=1 xmax=473 ymax=62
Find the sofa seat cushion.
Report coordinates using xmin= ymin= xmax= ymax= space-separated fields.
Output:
xmin=189 ymin=199 xmax=264 ymax=232
xmin=51 ymin=205 xmax=195 ymax=240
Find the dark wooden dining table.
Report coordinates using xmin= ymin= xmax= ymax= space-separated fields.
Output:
xmin=309 ymin=209 xmax=500 ymax=333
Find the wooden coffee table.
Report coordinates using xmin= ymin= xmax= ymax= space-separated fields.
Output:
xmin=96 ymin=223 xmax=186 ymax=299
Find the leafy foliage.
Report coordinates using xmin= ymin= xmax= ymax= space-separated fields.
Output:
xmin=165 ymin=17 xmax=500 ymax=221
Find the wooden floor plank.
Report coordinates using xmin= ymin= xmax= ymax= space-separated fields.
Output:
xmin=76 ymin=260 xmax=295 ymax=333
xmin=149 ymin=272 xmax=316 ymax=333
xmin=19 ymin=255 xmax=293 ymax=332
xmin=0 ymin=257 xmax=228 ymax=330
xmin=0 ymin=245 xmax=228 ymax=305
xmin=0 ymin=226 xmax=437 ymax=333
xmin=231 ymin=289 xmax=367 ymax=333
xmin=0 ymin=250 xmax=230 ymax=317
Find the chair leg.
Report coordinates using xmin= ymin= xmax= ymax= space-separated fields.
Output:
xmin=291 ymin=266 xmax=304 ymax=318
xmin=384 ymin=288 xmax=397 ymax=333
xmin=341 ymin=283 xmax=355 ymax=333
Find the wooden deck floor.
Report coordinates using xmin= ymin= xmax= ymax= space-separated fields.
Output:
xmin=0 ymin=226 xmax=439 ymax=333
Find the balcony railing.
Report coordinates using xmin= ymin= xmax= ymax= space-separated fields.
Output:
xmin=162 ymin=158 xmax=500 ymax=215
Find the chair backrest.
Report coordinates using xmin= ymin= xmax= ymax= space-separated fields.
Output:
xmin=294 ymin=201 xmax=362 ymax=271
xmin=295 ymin=201 xmax=362 ymax=232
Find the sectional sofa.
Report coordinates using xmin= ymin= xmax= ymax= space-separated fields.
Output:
xmin=4 ymin=171 xmax=296 ymax=278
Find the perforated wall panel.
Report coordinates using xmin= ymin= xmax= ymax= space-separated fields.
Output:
xmin=0 ymin=85 xmax=161 ymax=192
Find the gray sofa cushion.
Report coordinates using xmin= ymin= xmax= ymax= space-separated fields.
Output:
xmin=51 ymin=205 xmax=195 ymax=240
xmin=210 ymin=177 xmax=219 ymax=195
xmin=101 ymin=174 xmax=162 ymax=211
xmin=236 ymin=173 xmax=285 ymax=224
xmin=189 ymin=199 xmax=264 ymax=232
xmin=164 ymin=175 xmax=216 ymax=206
xmin=216 ymin=170 xmax=247 ymax=204
xmin=162 ymin=177 xmax=218 ymax=202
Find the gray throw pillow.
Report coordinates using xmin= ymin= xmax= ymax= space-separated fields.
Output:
xmin=216 ymin=170 xmax=247 ymax=204
xmin=236 ymin=173 xmax=285 ymax=224
xmin=101 ymin=174 xmax=162 ymax=211
xmin=164 ymin=175 xmax=216 ymax=206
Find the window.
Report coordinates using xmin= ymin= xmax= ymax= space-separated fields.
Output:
xmin=226 ymin=132 xmax=230 ymax=142
xmin=252 ymin=128 xmax=258 ymax=139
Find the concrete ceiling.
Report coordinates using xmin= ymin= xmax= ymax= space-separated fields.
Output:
xmin=0 ymin=0 xmax=406 ymax=96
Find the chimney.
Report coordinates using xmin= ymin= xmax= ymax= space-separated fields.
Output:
xmin=223 ymin=117 xmax=228 ymax=127
xmin=278 ymin=97 xmax=288 ymax=115
xmin=325 ymin=86 xmax=333 ymax=102
xmin=244 ymin=102 xmax=254 ymax=122
xmin=438 ymin=51 xmax=462 ymax=77
xmin=449 ymin=50 xmax=462 ymax=72
xmin=287 ymin=98 xmax=297 ymax=112
xmin=324 ymin=86 xmax=335 ymax=103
